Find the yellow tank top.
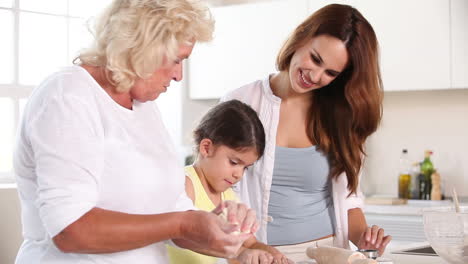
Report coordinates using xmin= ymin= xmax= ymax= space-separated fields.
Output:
xmin=167 ymin=165 xmax=238 ymax=264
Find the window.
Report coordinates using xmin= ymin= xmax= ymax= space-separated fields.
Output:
xmin=0 ymin=0 xmax=111 ymax=182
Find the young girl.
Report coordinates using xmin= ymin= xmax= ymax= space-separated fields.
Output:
xmin=167 ymin=100 xmax=291 ymax=264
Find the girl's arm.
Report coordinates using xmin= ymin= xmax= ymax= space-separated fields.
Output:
xmin=243 ymin=236 xmax=280 ymax=255
xmin=227 ymin=236 xmax=291 ymax=263
xmin=185 ymin=176 xmax=195 ymax=202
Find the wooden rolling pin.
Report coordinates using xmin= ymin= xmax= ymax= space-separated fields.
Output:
xmin=306 ymin=246 xmax=377 ymax=264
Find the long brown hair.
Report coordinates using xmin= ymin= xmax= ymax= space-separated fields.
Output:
xmin=276 ymin=4 xmax=383 ymax=195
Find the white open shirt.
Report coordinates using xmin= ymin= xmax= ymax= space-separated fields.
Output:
xmin=221 ymin=76 xmax=365 ymax=248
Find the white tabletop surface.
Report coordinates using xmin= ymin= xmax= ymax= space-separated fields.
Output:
xmin=364 ymin=200 xmax=457 ymax=216
xmin=382 ymin=242 xmax=449 ymax=264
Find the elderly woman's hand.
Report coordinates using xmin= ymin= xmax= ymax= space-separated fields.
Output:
xmin=356 ymin=225 xmax=392 ymax=256
xmin=173 ymin=201 xmax=259 ymax=258
xmin=213 ymin=200 xmax=259 ymax=235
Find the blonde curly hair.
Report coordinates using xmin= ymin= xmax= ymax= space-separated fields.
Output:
xmin=75 ymin=0 xmax=214 ymax=92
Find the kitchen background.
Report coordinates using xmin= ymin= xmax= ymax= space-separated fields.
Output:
xmin=0 ymin=0 xmax=467 ymax=263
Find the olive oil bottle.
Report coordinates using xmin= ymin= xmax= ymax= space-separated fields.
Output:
xmin=398 ymin=149 xmax=411 ymax=199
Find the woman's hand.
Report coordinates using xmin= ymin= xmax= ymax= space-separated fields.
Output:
xmin=237 ymin=249 xmax=274 ymax=264
xmin=356 ymin=225 xmax=392 ymax=256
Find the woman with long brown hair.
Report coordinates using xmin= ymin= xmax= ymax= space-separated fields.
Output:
xmin=222 ymin=4 xmax=391 ymax=262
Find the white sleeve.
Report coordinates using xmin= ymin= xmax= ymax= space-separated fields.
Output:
xmin=220 ymin=86 xmax=240 ymax=103
xmin=346 ymin=185 xmax=365 ymax=209
xmin=173 ymin=190 xmax=196 ymax=212
xmin=28 ymin=95 xmax=104 ymax=237
xmin=166 ymin=190 xmax=196 ymax=248
xmin=344 ymin=170 xmax=365 ymax=209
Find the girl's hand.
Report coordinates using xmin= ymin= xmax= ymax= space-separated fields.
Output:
xmin=271 ymin=252 xmax=294 ymax=264
xmin=237 ymin=249 xmax=274 ymax=264
xmin=356 ymin=225 xmax=392 ymax=256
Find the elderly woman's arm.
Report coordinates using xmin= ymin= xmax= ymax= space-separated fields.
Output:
xmin=53 ymin=203 xmax=255 ymax=258
xmin=53 ymin=207 xmax=185 ymax=253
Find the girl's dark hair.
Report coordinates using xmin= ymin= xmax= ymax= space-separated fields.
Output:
xmin=194 ymin=100 xmax=266 ymax=158
xmin=277 ymin=4 xmax=383 ymax=195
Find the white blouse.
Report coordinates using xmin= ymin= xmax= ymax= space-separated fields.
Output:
xmin=14 ymin=66 xmax=193 ymax=263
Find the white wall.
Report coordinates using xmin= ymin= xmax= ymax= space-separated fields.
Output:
xmin=0 ymin=186 xmax=22 ymax=264
xmin=181 ymin=87 xmax=468 ymax=197
xmin=362 ymin=89 xmax=468 ymax=197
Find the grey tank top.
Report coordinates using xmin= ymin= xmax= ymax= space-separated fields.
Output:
xmin=267 ymin=145 xmax=335 ymax=245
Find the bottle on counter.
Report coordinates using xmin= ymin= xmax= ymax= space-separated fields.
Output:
xmin=420 ymin=150 xmax=434 ymax=200
xmin=398 ymin=149 xmax=411 ymax=199
xmin=417 ymin=167 xmax=426 ymax=200
xmin=431 ymin=170 xmax=442 ymax=200
xmin=410 ymin=162 xmax=421 ymax=199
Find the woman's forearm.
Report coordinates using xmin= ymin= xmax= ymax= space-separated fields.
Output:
xmin=347 ymin=207 xmax=368 ymax=246
xmin=53 ymin=207 xmax=186 ymax=253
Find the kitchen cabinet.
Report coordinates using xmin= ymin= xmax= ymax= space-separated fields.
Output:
xmin=188 ymin=0 xmax=310 ymax=99
xmin=189 ymin=0 xmax=462 ymax=99
xmin=365 ymin=212 xmax=426 ymax=243
xmin=451 ymin=0 xmax=468 ymax=88
xmin=308 ymin=0 xmax=451 ymax=92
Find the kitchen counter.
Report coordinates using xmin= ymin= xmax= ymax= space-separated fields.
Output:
xmin=363 ymin=200 xmax=467 ymax=243
xmin=383 ymin=242 xmax=449 ymax=264
xmin=364 ymin=199 xmax=457 ymax=216
xmin=386 ymin=253 xmax=447 ymax=264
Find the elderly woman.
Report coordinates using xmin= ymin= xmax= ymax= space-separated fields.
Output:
xmin=13 ymin=0 xmax=257 ymax=263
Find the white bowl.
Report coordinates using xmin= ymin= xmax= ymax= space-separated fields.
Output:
xmin=422 ymin=206 xmax=468 ymax=264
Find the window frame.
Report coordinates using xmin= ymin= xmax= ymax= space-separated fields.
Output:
xmin=0 ymin=0 xmax=86 ymax=183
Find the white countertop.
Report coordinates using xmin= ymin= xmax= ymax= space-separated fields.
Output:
xmin=383 ymin=242 xmax=449 ymax=264
xmin=386 ymin=253 xmax=447 ymax=264
xmin=364 ymin=200 xmax=460 ymax=216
